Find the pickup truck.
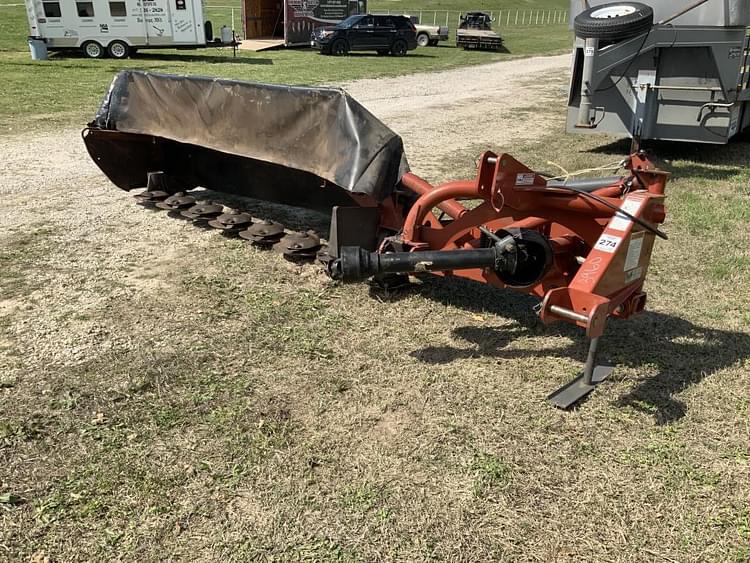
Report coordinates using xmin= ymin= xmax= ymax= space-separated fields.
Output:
xmin=405 ymin=15 xmax=449 ymax=47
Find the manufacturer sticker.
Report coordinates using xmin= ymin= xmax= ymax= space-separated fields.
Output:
xmin=515 ymin=173 xmax=535 ymax=186
xmin=730 ymin=116 xmax=739 ymax=136
xmin=594 ymin=234 xmax=622 ymax=254
xmin=609 ymin=198 xmax=644 ymax=232
xmin=584 ymin=46 xmax=595 ymax=57
xmin=624 ymin=232 xmax=644 ymax=271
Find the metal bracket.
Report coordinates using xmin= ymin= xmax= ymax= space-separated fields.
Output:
xmin=632 ymin=69 xmax=656 ymax=142
xmin=328 ymin=206 xmax=380 ymax=258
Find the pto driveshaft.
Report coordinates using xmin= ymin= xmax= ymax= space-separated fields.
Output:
xmin=330 ymin=238 xmax=518 ymax=282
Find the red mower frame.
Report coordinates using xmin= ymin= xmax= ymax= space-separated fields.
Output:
xmin=332 ymin=151 xmax=668 ymax=407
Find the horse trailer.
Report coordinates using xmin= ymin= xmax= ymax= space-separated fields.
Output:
xmin=25 ymin=0 xmax=231 ymax=59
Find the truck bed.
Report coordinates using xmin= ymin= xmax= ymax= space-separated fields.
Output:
xmin=456 ymin=29 xmax=503 ymax=50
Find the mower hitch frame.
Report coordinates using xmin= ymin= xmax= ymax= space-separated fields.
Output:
xmin=333 ymin=150 xmax=668 ymax=408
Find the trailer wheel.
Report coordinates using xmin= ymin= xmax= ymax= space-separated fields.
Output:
xmin=331 ymin=39 xmax=348 ymax=56
xmin=416 ymin=33 xmax=429 ymax=47
xmin=82 ymin=41 xmax=104 ymax=59
xmin=391 ymin=39 xmax=408 ymax=56
xmin=107 ymin=40 xmax=130 ymax=59
xmin=574 ymin=2 xmax=653 ymax=41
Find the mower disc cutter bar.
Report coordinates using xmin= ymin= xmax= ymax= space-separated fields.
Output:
xmin=133 ymin=172 xmax=326 ymax=262
xmin=97 ymin=149 xmax=668 ymax=408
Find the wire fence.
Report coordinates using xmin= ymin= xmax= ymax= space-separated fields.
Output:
xmin=203 ymin=6 xmax=569 ymax=34
xmin=0 ymin=2 xmax=568 ymax=34
xmin=0 ymin=2 xmax=568 ymax=35
xmin=372 ymin=9 xmax=569 ymax=27
xmin=203 ymin=5 xmax=240 ymax=31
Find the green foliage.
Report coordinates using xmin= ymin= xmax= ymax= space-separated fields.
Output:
xmin=470 ymin=452 xmax=511 ymax=496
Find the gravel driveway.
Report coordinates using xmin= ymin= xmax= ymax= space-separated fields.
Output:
xmin=0 ymin=54 xmax=571 ymax=386
xmin=344 ymin=53 xmax=569 ymax=176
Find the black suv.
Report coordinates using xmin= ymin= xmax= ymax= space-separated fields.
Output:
xmin=312 ymin=14 xmax=418 ymax=56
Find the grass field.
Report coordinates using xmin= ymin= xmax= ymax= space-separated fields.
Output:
xmin=3 ymin=1 xmax=750 ymax=561
xmin=2 ymin=96 xmax=750 ymax=560
xmin=0 ymin=1 xmax=570 ymax=134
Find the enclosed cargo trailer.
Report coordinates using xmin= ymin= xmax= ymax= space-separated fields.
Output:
xmin=567 ymin=0 xmax=750 ymax=144
xmin=25 ymin=0 xmax=231 ymax=59
xmin=242 ymin=0 xmax=366 ymax=47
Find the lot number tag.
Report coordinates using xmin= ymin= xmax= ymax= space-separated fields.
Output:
xmin=594 ymin=234 xmax=621 ymax=253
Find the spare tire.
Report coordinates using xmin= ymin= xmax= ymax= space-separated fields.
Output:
xmin=574 ymin=2 xmax=653 ymax=42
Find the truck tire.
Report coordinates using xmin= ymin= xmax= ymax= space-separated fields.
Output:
xmin=574 ymin=2 xmax=653 ymax=41
xmin=107 ymin=40 xmax=130 ymax=59
xmin=82 ymin=41 xmax=104 ymax=59
xmin=391 ymin=39 xmax=407 ymax=56
xmin=330 ymin=39 xmax=348 ymax=56
xmin=416 ymin=33 xmax=429 ymax=47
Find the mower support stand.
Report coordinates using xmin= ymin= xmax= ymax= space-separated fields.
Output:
xmin=547 ymin=337 xmax=614 ymax=409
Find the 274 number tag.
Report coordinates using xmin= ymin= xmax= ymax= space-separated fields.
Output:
xmin=594 ymin=234 xmax=621 ymax=254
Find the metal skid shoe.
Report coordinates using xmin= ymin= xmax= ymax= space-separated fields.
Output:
xmin=133 ymin=171 xmax=172 ymax=208
xmin=180 ymin=201 xmax=224 ymax=227
xmin=207 ymin=209 xmax=253 ymax=234
xmin=272 ymin=231 xmax=322 ymax=262
xmin=547 ymin=337 xmax=614 ymax=409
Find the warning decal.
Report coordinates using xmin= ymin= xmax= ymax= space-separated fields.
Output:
xmin=625 ymin=266 xmax=643 ymax=284
xmin=624 ymin=232 xmax=644 ymax=271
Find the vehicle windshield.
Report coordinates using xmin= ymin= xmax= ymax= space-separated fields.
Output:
xmin=336 ymin=15 xmax=362 ymax=29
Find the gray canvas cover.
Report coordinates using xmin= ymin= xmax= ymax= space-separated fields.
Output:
xmin=89 ymin=70 xmax=409 ymax=202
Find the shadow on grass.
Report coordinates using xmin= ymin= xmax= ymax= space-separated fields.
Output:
xmin=588 ymin=137 xmax=750 ymax=182
xmin=315 ymin=52 xmax=438 ymax=59
xmin=132 ymin=52 xmax=274 ymax=64
xmin=404 ymin=276 xmax=749 ymax=424
xmin=43 ymin=50 xmax=273 ymax=65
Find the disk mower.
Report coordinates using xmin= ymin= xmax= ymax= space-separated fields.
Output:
xmin=84 ymin=71 xmax=668 ymax=408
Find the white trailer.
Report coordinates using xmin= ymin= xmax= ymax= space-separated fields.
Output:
xmin=25 ymin=0 xmax=228 ymax=59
